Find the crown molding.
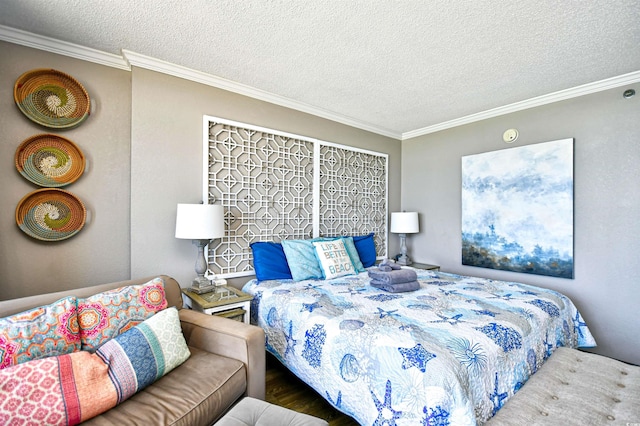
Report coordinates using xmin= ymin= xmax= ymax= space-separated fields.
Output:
xmin=0 ymin=24 xmax=130 ymax=70
xmin=402 ymin=70 xmax=640 ymax=140
xmin=0 ymin=23 xmax=400 ymax=139
xmin=121 ymin=50 xmax=402 ymax=140
xmin=3 ymin=24 xmax=637 ymax=141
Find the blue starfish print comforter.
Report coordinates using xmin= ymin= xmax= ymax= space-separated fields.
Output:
xmin=242 ymin=269 xmax=595 ymax=425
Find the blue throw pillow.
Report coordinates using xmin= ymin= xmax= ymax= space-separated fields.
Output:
xmin=281 ymin=239 xmax=324 ymax=281
xmin=250 ymin=242 xmax=292 ymax=281
xmin=353 ymin=233 xmax=377 ymax=267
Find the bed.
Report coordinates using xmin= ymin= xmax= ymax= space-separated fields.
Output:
xmin=242 ymin=266 xmax=595 ymax=425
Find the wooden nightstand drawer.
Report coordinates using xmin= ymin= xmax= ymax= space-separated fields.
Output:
xmin=214 ymin=307 xmax=246 ymax=322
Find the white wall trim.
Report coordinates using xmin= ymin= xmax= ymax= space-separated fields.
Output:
xmin=3 ymin=24 xmax=638 ymax=141
xmin=0 ymin=24 xmax=129 ymax=70
xmin=122 ymin=50 xmax=401 ymax=139
xmin=402 ymin=70 xmax=640 ymax=140
xmin=1 ymin=24 xmax=400 ymax=138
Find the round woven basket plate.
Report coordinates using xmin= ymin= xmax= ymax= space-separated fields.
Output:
xmin=15 ymin=134 xmax=86 ymax=187
xmin=14 ymin=69 xmax=91 ymax=129
xmin=16 ymin=189 xmax=87 ymax=241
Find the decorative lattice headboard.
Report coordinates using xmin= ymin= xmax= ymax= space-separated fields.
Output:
xmin=203 ymin=116 xmax=388 ymax=278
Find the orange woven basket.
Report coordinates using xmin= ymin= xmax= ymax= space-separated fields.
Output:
xmin=15 ymin=134 xmax=86 ymax=187
xmin=14 ymin=69 xmax=91 ymax=129
xmin=16 ymin=189 xmax=87 ymax=241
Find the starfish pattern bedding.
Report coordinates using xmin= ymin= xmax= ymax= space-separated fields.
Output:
xmin=243 ymin=268 xmax=595 ymax=425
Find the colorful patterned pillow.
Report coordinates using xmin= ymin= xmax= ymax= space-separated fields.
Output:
xmin=0 ymin=296 xmax=79 ymax=370
xmin=312 ymin=239 xmax=356 ymax=280
xmin=77 ymin=277 xmax=168 ymax=351
xmin=0 ymin=307 xmax=190 ymax=426
xmin=281 ymin=239 xmax=324 ymax=281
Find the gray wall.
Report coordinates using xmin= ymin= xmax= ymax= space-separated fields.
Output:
xmin=0 ymin=41 xmax=132 ymax=299
xmin=130 ymin=67 xmax=402 ymax=289
xmin=402 ymin=85 xmax=640 ymax=365
xmin=0 ymin=42 xmax=401 ymax=299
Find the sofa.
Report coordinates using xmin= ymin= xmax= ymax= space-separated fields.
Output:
xmin=0 ymin=275 xmax=265 ymax=426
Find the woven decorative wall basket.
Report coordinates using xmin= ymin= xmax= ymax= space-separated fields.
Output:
xmin=15 ymin=134 xmax=86 ymax=187
xmin=14 ymin=69 xmax=90 ymax=129
xmin=16 ymin=189 xmax=87 ymax=241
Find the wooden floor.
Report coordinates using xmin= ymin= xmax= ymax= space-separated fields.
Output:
xmin=265 ymin=354 xmax=360 ymax=426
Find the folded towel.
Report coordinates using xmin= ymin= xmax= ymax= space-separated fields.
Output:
xmin=370 ymin=280 xmax=420 ymax=293
xmin=378 ymin=259 xmax=401 ymax=271
xmin=367 ymin=268 xmax=417 ymax=284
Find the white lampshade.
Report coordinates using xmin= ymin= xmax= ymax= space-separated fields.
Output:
xmin=175 ymin=204 xmax=225 ymax=240
xmin=390 ymin=212 xmax=419 ymax=234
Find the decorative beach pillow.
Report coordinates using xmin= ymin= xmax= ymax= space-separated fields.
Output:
xmin=353 ymin=232 xmax=377 ymax=267
xmin=282 ymin=239 xmax=324 ymax=281
xmin=312 ymin=239 xmax=356 ymax=280
xmin=322 ymin=236 xmax=365 ymax=273
xmin=250 ymin=241 xmax=293 ymax=281
xmin=0 ymin=307 xmax=190 ymax=426
xmin=77 ymin=277 xmax=168 ymax=351
xmin=0 ymin=296 xmax=79 ymax=370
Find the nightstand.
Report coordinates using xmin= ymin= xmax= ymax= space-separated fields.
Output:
xmin=182 ymin=286 xmax=253 ymax=324
xmin=410 ymin=262 xmax=440 ymax=271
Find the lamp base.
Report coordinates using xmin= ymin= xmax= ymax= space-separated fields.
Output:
xmin=190 ymin=276 xmax=215 ymax=294
xmin=396 ymin=254 xmax=413 ymax=266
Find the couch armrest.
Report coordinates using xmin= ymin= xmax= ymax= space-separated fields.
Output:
xmin=178 ymin=308 xmax=265 ymax=400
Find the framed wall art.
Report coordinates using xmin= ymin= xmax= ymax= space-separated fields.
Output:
xmin=461 ymin=139 xmax=574 ymax=278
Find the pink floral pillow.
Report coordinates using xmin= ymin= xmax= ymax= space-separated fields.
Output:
xmin=77 ymin=277 xmax=168 ymax=351
xmin=0 ymin=296 xmax=79 ymax=370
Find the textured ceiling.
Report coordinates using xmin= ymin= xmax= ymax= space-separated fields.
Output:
xmin=1 ymin=0 xmax=639 ymax=138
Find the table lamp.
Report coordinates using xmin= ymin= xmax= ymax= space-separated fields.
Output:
xmin=390 ymin=212 xmax=419 ymax=266
xmin=175 ymin=203 xmax=225 ymax=294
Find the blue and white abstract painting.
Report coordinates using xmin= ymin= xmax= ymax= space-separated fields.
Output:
xmin=461 ymin=139 xmax=574 ymax=278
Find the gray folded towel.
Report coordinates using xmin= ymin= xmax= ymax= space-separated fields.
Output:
xmin=367 ymin=268 xmax=417 ymax=284
xmin=378 ymin=259 xmax=402 ymax=271
xmin=370 ymin=280 xmax=420 ymax=293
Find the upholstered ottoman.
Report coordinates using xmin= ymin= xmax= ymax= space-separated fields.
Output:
xmin=215 ymin=397 xmax=329 ymax=426
xmin=487 ymin=347 xmax=640 ymax=425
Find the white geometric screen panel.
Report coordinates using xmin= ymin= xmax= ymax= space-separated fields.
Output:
xmin=318 ymin=144 xmax=388 ymax=257
xmin=204 ymin=116 xmax=388 ymax=278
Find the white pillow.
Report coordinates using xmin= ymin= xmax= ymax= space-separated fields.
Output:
xmin=312 ymin=239 xmax=356 ymax=280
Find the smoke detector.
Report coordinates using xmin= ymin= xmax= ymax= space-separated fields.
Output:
xmin=502 ymin=129 xmax=519 ymax=143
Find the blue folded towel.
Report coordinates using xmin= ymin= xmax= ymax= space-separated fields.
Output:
xmin=378 ymin=259 xmax=402 ymax=271
xmin=367 ymin=268 xmax=417 ymax=284
xmin=370 ymin=280 xmax=420 ymax=293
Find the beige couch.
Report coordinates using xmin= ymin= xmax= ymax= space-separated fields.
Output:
xmin=0 ymin=275 xmax=266 ymax=426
